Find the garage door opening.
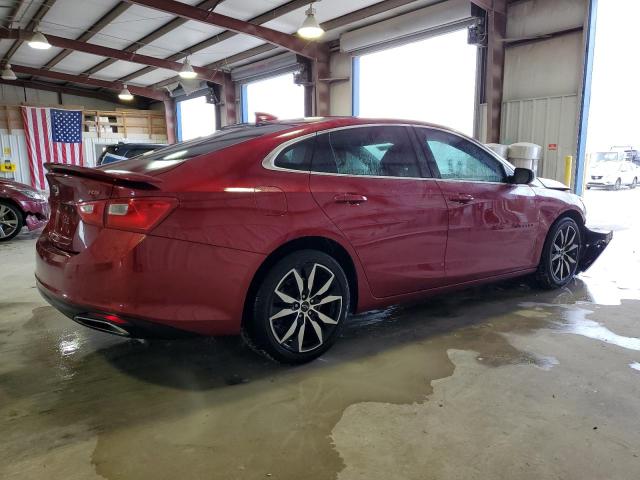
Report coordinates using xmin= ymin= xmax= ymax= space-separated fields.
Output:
xmin=243 ymin=72 xmax=305 ymax=122
xmin=355 ymin=29 xmax=478 ymax=136
xmin=177 ymin=95 xmax=217 ymax=142
xmin=581 ymin=0 xmax=640 ymax=288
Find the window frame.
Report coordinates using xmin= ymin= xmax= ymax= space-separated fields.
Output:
xmin=413 ymin=126 xmax=515 ymax=184
xmin=263 ymin=124 xmax=434 ymax=180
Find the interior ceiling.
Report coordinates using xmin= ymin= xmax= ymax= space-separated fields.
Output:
xmin=0 ymin=0 xmax=441 ymax=98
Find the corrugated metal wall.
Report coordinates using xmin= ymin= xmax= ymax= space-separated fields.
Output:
xmin=0 ymin=132 xmax=157 ymax=189
xmin=479 ymin=94 xmax=578 ymax=182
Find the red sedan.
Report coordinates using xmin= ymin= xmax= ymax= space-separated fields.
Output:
xmin=0 ymin=178 xmax=49 ymax=241
xmin=35 ymin=117 xmax=610 ymax=363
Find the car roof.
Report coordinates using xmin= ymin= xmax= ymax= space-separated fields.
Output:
xmin=251 ymin=116 xmax=447 ymax=129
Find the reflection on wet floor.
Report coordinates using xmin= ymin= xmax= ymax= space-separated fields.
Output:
xmin=1 ymin=188 xmax=640 ymax=479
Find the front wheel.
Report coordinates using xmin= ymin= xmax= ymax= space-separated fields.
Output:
xmin=0 ymin=201 xmax=24 ymax=242
xmin=535 ymin=217 xmax=582 ymax=289
xmin=243 ymin=250 xmax=350 ymax=364
xmin=630 ymin=177 xmax=637 ymax=189
xmin=613 ymin=178 xmax=622 ymax=190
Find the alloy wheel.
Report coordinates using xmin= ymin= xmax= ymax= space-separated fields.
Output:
xmin=268 ymin=263 xmax=343 ymax=353
xmin=550 ymin=224 xmax=579 ymax=283
xmin=0 ymin=204 xmax=19 ymax=239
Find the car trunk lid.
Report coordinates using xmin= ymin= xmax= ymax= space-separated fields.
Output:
xmin=44 ymin=164 xmax=162 ymax=252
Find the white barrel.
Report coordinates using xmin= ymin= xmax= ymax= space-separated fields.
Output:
xmin=508 ymin=142 xmax=542 ymax=174
xmin=485 ymin=143 xmax=508 ymax=158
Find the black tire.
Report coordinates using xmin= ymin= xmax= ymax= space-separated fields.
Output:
xmin=631 ymin=177 xmax=637 ymax=189
xmin=535 ymin=217 xmax=582 ymax=289
xmin=613 ymin=178 xmax=622 ymax=190
xmin=243 ymin=250 xmax=350 ymax=364
xmin=0 ymin=200 xmax=24 ymax=242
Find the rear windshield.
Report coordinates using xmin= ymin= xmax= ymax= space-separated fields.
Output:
xmin=98 ymin=123 xmax=293 ymax=173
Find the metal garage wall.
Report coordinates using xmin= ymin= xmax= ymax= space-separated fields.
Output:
xmin=499 ymin=95 xmax=578 ymax=181
xmin=479 ymin=95 xmax=578 ymax=182
xmin=497 ymin=0 xmax=587 ymax=185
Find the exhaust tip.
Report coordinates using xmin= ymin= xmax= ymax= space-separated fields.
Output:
xmin=73 ymin=314 xmax=130 ymax=336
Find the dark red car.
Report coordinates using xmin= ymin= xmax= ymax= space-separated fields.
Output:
xmin=35 ymin=118 xmax=610 ymax=363
xmin=0 ymin=177 xmax=49 ymax=241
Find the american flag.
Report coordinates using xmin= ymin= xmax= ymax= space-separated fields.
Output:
xmin=21 ymin=106 xmax=84 ymax=190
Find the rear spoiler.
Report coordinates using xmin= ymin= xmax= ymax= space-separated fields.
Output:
xmin=44 ymin=163 xmax=162 ymax=189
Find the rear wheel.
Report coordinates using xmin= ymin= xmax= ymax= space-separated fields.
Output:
xmin=631 ymin=177 xmax=637 ymax=189
xmin=535 ymin=217 xmax=582 ymax=289
xmin=0 ymin=201 xmax=23 ymax=242
xmin=243 ymin=250 xmax=350 ymax=364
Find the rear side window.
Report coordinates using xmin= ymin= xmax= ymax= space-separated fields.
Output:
xmin=311 ymin=126 xmax=423 ymax=178
xmin=99 ymin=123 xmax=293 ymax=173
xmin=273 ymin=136 xmax=315 ymax=171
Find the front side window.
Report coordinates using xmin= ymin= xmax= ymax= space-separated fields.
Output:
xmin=311 ymin=126 xmax=423 ymax=178
xmin=417 ymin=129 xmax=506 ymax=183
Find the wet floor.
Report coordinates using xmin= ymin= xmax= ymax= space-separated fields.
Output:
xmin=1 ymin=189 xmax=640 ymax=480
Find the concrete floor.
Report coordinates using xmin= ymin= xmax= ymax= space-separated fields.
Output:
xmin=1 ymin=188 xmax=639 ymax=480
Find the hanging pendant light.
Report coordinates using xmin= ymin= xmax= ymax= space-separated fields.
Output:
xmin=28 ymin=30 xmax=51 ymax=50
xmin=1 ymin=64 xmax=17 ymax=80
xmin=297 ymin=3 xmax=324 ymax=40
xmin=118 ymin=85 xmax=134 ymax=101
xmin=179 ymin=57 xmax=197 ymax=79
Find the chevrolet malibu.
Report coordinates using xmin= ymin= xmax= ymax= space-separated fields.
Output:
xmin=36 ymin=118 xmax=610 ymax=363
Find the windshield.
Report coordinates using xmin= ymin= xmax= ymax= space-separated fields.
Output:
xmin=593 ymin=152 xmax=622 ymax=162
xmin=97 ymin=123 xmax=294 ymax=174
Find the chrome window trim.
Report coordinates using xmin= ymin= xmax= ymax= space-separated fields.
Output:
xmin=262 ymin=123 xmax=431 ymax=180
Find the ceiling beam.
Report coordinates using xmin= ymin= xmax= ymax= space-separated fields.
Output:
xmin=123 ymin=0 xmax=321 ymax=59
xmin=2 ymin=0 xmax=57 ymax=63
xmin=42 ymin=2 xmax=132 ymax=70
xmin=83 ymin=0 xmax=223 ymax=76
xmin=0 ymin=29 xmax=223 ymax=83
xmin=10 ymin=65 xmax=168 ymax=101
xmin=3 ymin=0 xmax=30 ymax=28
xmin=117 ymin=0 xmax=311 ymax=83
xmin=151 ymin=0 xmax=422 ymax=89
xmin=0 ymin=78 xmax=150 ymax=107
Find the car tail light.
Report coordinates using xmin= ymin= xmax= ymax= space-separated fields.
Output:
xmin=106 ymin=198 xmax=178 ymax=233
xmin=77 ymin=201 xmax=105 ymax=226
xmin=76 ymin=197 xmax=177 ymax=233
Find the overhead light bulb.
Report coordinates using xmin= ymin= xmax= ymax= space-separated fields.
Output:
xmin=179 ymin=57 xmax=197 ymax=79
xmin=1 ymin=64 xmax=17 ymax=80
xmin=297 ymin=4 xmax=324 ymax=40
xmin=118 ymin=85 xmax=134 ymax=101
xmin=28 ymin=30 xmax=51 ymax=50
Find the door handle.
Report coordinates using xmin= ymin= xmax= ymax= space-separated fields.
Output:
xmin=448 ymin=194 xmax=474 ymax=204
xmin=333 ymin=193 xmax=368 ymax=205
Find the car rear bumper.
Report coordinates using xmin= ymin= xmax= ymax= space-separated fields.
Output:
xmin=578 ymin=227 xmax=612 ymax=273
xmin=35 ymin=232 xmax=265 ymax=337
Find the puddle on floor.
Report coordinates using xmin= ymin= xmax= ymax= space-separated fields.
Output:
xmin=2 ymin=267 xmax=640 ymax=479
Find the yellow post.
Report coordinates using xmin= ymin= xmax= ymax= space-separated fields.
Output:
xmin=564 ymin=155 xmax=573 ymax=188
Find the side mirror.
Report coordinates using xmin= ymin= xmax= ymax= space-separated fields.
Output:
xmin=510 ymin=167 xmax=535 ymax=185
